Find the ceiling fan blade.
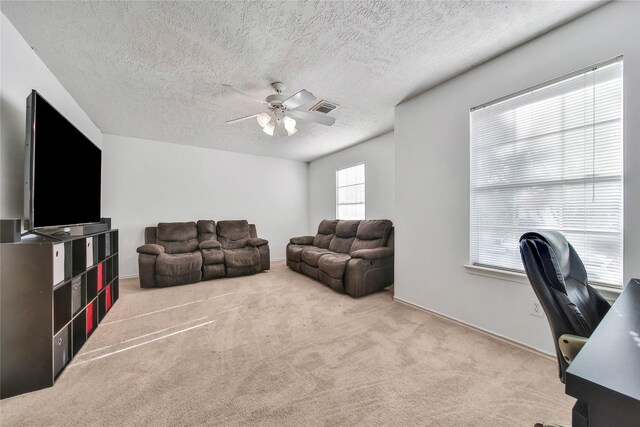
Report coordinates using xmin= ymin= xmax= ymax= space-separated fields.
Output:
xmin=225 ymin=113 xmax=261 ymax=124
xmin=276 ymin=118 xmax=288 ymax=137
xmin=288 ymin=109 xmax=335 ymax=126
xmin=282 ymin=90 xmax=317 ymax=109
xmin=221 ymin=84 xmax=267 ymax=105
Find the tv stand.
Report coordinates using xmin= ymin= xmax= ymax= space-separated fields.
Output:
xmin=0 ymin=229 xmax=119 ymax=399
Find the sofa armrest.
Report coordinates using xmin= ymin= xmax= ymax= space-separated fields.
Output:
xmin=137 ymin=244 xmax=165 ymax=256
xmin=199 ymin=240 xmax=222 ymax=250
xmin=350 ymin=247 xmax=394 ymax=260
xmin=290 ymin=236 xmax=314 ymax=245
xmin=247 ymin=237 xmax=269 ymax=247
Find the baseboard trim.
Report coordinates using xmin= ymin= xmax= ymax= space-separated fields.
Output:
xmin=393 ymin=296 xmax=555 ymax=361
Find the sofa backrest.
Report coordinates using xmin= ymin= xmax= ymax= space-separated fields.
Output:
xmin=144 ymin=227 xmax=157 ymax=245
xmin=156 ymin=222 xmax=199 ymax=254
xmin=329 ymin=220 xmax=361 ymax=254
xmin=313 ymin=219 xmax=338 ymax=249
xmin=350 ymin=220 xmax=393 ymax=253
xmin=197 ymin=220 xmax=217 ymax=243
xmin=217 ymin=220 xmax=250 ymax=249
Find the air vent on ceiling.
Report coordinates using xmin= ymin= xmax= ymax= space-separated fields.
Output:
xmin=309 ymin=100 xmax=339 ymax=115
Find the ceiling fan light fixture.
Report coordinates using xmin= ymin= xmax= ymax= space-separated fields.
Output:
xmin=256 ymin=113 xmax=271 ymax=128
xmin=223 ymin=82 xmax=333 ymax=137
xmin=263 ymin=122 xmax=275 ymax=136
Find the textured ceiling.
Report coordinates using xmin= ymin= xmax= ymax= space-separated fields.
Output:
xmin=1 ymin=1 xmax=602 ymax=161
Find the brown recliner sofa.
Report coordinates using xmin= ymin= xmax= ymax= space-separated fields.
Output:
xmin=287 ymin=219 xmax=394 ymax=297
xmin=137 ymin=220 xmax=269 ymax=288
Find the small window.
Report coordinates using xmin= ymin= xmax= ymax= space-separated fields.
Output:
xmin=336 ymin=164 xmax=365 ymax=220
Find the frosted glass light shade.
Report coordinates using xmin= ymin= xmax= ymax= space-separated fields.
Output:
xmin=283 ymin=116 xmax=296 ymax=131
xmin=263 ymin=122 xmax=275 ymax=136
xmin=286 ymin=127 xmax=297 ymax=136
xmin=256 ymin=113 xmax=271 ymax=128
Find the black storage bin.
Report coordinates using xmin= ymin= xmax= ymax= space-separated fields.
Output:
xmin=53 ymin=325 xmax=70 ymax=378
xmin=71 ymin=277 xmax=84 ymax=315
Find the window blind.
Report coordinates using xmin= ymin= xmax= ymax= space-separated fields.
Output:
xmin=336 ymin=163 xmax=365 ymax=220
xmin=470 ymin=60 xmax=623 ymax=287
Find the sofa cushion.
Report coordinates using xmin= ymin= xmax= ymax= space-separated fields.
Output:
xmin=318 ymin=253 xmax=351 ymax=279
xmin=287 ymin=244 xmax=306 ymax=263
xmin=157 ymin=222 xmax=199 ymax=254
xmin=328 ymin=220 xmax=360 ymax=254
xmin=217 ymin=220 xmax=250 ymax=249
xmin=223 ymin=247 xmax=260 ymax=268
xmin=197 ymin=220 xmax=217 ymax=243
xmin=350 ymin=220 xmax=393 ymax=253
xmin=313 ymin=219 xmax=338 ymax=249
xmin=301 ymin=247 xmax=331 ymax=267
xmin=156 ymin=252 xmax=203 ymax=276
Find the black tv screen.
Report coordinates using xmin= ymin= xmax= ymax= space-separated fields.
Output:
xmin=24 ymin=90 xmax=101 ymax=229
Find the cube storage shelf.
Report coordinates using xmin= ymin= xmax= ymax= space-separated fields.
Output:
xmin=0 ymin=229 xmax=119 ymax=399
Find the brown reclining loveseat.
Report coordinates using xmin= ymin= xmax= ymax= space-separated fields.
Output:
xmin=287 ymin=219 xmax=394 ymax=297
xmin=137 ymin=220 xmax=269 ymax=288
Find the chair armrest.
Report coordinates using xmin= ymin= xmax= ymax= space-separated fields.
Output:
xmin=558 ymin=334 xmax=588 ymax=364
xmin=350 ymin=247 xmax=394 ymax=260
xmin=290 ymin=236 xmax=314 ymax=245
xmin=137 ymin=244 xmax=165 ymax=255
xmin=246 ymin=237 xmax=269 ymax=247
xmin=199 ymin=240 xmax=222 ymax=250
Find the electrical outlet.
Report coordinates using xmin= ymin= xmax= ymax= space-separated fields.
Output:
xmin=530 ymin=300 xmax=544 ymax=318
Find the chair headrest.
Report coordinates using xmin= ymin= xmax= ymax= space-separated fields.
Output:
xmin=520 ymin=230 xmax=572 ymax=286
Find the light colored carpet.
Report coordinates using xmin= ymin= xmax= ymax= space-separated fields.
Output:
xmin=0 ymin=261 xmax=573 ymax=426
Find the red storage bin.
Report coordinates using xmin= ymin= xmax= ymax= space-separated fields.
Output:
xmin=97 ymin=262 xmax=103 ymax=291
xmin=106 ymin=284 xmax=112 ymax=311
xmin=86 ymin=302 xmax=94 ymax=334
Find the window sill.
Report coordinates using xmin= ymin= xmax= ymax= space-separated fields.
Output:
xmin=464 ymin=264 xmax=529 ymax=285
xmin=464 ymin=264 xmax=622 ymax=303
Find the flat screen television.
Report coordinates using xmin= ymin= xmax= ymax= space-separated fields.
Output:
xmin=24 ymin=90 xmax=101 ymax=230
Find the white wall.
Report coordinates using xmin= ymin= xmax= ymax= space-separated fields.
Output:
xmin=0 ymin=12 xmax=102 ymax=221
xmin=101 ymin=134 xmax=309 ymax=277
xmin=394 ymin=2 xmax=640 ymax=354
xmin=308 ymin=132 xmax=394 ymax=232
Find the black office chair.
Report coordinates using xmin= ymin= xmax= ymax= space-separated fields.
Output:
xmin=519 ymin=231 xmax=611 ymax=427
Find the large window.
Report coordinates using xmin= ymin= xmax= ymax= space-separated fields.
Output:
xmin=336 ymin=163 xmax=365 ymax=220
xmin=470 ymin=59 xmax=623 ymax=287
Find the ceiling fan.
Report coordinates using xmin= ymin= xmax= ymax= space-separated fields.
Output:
xmin=222 ymin=82 xmax=336 ymax=137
